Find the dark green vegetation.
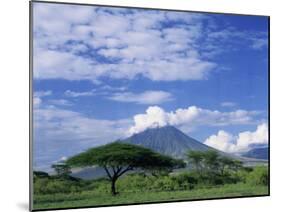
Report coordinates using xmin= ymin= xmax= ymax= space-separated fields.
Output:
xmin=66 ymin=143 xmax=185 ymax=195
xmin=33 ymin=147 xmax=269 ymax=210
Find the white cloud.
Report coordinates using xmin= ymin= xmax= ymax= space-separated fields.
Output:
xmin=33 ymin=102 xmax=132 ymax=171
xmin=236 ymin=123 xmax=268 ymax=151
xmin=64 ymin=86 xmax=127 ymax=98
xmin=48 ymin=99 xmax=72 ymax=106
xmin=34 ymin=106 xmax=131 ymax=145
xmin=34 ymin=49 xmax=101 ymax=82
xmin=204 ymin=123 xmax=268 ymax=153
xmin=204 ymin=130 xmax=237 ymax=153
xmin=33 ymin=90 xmax=53 ymax=108
xmin=108 ymin=90 xmax=173 ymax=104
xmin=33 ymin=97 xmax=42 ymax=108
xmin=128 ymin=105 xmax=262 ymax=135
xmin=221 ymin=101 xmax=237 ymax=107
xmin=100 ymin=85 xmax=127 ymax=91
xmin=251 ymin=38 xmax=268 ymax=50
xmin=34 ymin=90 xmax=52 ymax=97
xmin=33 ymin=4 xmax=268 ymax=84
xmin=33 ymin=4 xmax=218 ymax=82
xmin=64 ymin=90 xmax=96 ymax=97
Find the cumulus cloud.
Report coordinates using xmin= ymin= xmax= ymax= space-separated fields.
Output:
xmin=32 ymin=3 xmax=217 ymax=83
xmin=33 ymin=90 xmax=53 ymax=108
xmin=108 ymin=90 xmax=173 ymax=104
xmin=33 ymin=3 xmax=268 ymax=84
xmin=204 ymin=130 xmax=237 ymax=152
xmin=204 ymin=123 xmax=268 ymax=153
xmin=128 ymin=105 xmax=262 ymax=135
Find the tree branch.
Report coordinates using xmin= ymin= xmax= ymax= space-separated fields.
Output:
xmin=112 ymin=166 xmax=117 ymax=175
xmin=116 ymin=165 xmax=133 ymax=178
xmin=103 ymin=166 xmax=112 ymax=180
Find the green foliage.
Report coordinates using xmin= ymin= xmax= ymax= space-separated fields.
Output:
xmin=67 ymin=142 xmax=184 ymax=170
xmin=186 ymin=151 xmax=204 ymax=173
xmin=51 ymin=163 xmax=71 ymax=177
xmin=34 ymin=178 xmax=80 ymax=194
xmin=172 ymin=172 xmax=198 ymax=190
xmin=33 ymin=147 xmax=269 ymax=210
xmin=246 ymin=166 xmax=268 ymax=186
xmin=186 ymin=150 xmax=247 ymax=186
xmin=66 ymin=142 xmax=185 ymax=195
xmin=33 ymin=178 xmax=268 ymax=210
xmin=33 ymin=165 xmax=269 ymax=210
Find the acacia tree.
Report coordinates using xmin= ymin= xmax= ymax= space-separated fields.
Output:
xmin=218 ymin=156 xmax=234 ymax=175
xmin=186 ymin=150 xmax=204 ymax=175
xmin=187 ymin=150 xmax=243 ymax=176
xmin=66 ymin=142 xmax=185 ymax=195
xmin=203 ymin=150 xmax=220 ymax=174
xmin=51 ymin=163 xmax=71 ymax=177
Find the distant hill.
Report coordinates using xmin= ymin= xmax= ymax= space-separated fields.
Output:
xmin=120 ymin=126 xmax=213 ymax=159
xmin=242 ymin=147 xmax=268 ymax=160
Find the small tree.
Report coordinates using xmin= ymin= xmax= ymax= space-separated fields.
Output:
xmin=51 ymin=163 xmax=71 ymax=177
xmin=231 ymin=160 xmax=243 ymax=172
xmin=203 ymin=150 xmax=220 ymax=174
xmin=66 ymin=142 xmax=185 ymax=195
xmin=218 ymin=156 xmax=234 ymax=175
xmin=186 ymin=150 xmax=204 ymax=175
xmin=187 ymin=150 xmax=243 ymax=178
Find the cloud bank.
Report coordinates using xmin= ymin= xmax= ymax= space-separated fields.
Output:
xmin=128 ymin=106 xmax=262 ymax=135
xmin=204 ymin=123 xmax=268 ymax=153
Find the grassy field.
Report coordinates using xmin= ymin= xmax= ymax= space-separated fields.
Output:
xmin=33 ymin=183 xmax=268 ymax=210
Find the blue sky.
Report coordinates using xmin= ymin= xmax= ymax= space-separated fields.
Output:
xmin=32 ymin=2 xmax=268 ymax=171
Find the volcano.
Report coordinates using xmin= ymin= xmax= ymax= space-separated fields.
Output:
xmin=120 ymin=126 xmax=214 ymax=159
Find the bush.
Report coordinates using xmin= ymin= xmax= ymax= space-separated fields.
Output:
xmin=117 ymin=174 xmax=153 ymax=192
xmin=246 ymin=166 xmax=268 ymax=186
xmin=173 ymin=172 xmax=198 ymax=190
xmin=34 ymin=177 xmax=91 ymax=195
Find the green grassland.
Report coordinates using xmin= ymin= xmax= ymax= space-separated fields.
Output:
xmin=34 ymin=183 xmax=268 ymax=210
xmin=33 ymin=166 xmax=269 ymax=210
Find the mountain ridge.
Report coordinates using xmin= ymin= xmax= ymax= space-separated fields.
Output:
xmin=241 ymin=147 xmax=268 ymax=160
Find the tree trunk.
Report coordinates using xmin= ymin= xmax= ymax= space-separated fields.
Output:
xmin=111 ymin=178 xmax=117 ymax=195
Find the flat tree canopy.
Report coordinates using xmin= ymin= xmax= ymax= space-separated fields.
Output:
xmin=66 ymin=142 xmax=185 ymax=195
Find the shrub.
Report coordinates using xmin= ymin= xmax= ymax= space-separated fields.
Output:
xmin=173 ymin=172 xmax=198 ymax=190
xmin=246 ymin=166 xmax=268 ymax=186
xmin=34 ymin=177 xmax=90 ymax=195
